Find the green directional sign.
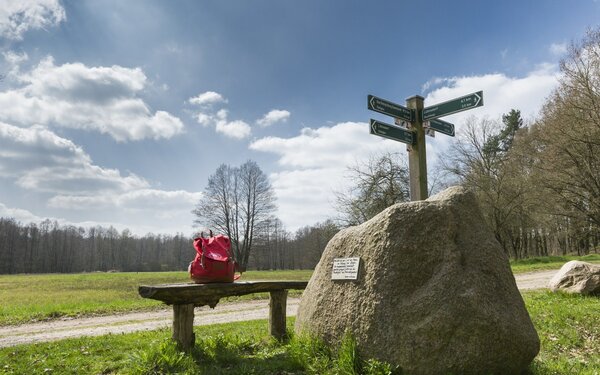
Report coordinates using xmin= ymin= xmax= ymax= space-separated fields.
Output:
xmin=422 ymin=91 xmax=483 ymax=120
xmin=370 ymin=119 xmax=414 ymax=145
xmin=368 ymin=95 xmax=414 ymax=122
xmin=427 ymin=118 xmax=455 ymax=137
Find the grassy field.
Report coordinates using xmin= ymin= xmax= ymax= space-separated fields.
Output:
xmin=0 ymin=254 xmax=597 ymax=326
xmin=0 ymin=270 xmax=313 ymax=326
xmin=0 ymin=291 xmax=598 ymax=374
xmin=510 ymin=254 xmax=600 ymax=274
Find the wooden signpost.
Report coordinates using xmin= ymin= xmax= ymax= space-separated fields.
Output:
xmin=368 ymin=91 xmax=483 ymax=200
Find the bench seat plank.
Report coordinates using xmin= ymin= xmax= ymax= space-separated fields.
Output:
xmin=139 ymin=281 xmax=308 ymax=306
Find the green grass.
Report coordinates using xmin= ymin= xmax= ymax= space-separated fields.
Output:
xmin=525 ymin=291 xmax=600 ymax=374
xmin=1 ymin=291 xmax=597 ymax=374
xmin=0 ymin=270 xmax=313 ymax=326
xmin=0 ymin=253 xmax=598 ymax=326
xmin=510 ymin=254 xmax=600 ymax=274
xmin=0 ymin=318 xmax=394 ymax=375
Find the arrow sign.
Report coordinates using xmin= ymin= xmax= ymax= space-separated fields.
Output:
xmin=370 ymin=119 xmax=414 ymax=145
xmin=368 ymin=95 xmax=414 ymax=122
xmin=422 ymin=91 xmax=483 ymax=121
xmin=426 ymin=118 xmax=455 ymax=137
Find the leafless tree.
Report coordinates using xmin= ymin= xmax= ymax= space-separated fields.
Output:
xmin=193 ymin=160 xmax=276 ymax=270
xmin=335 ymin=152 xmax=410 ymax=226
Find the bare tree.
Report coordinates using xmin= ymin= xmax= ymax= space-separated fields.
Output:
xmin=192 ymin=160 xmax=276 ymax=270
xmin=335 ymin=152 xmax=410 ymax=226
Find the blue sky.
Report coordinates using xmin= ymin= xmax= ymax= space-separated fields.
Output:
xmin=0 ymin=0 xmax=598 ymax=235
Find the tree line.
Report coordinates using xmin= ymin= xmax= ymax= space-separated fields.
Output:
xmin=0 ymin=216 xmax=338 ymax=274
xmin=439 ymin=30 xmax=600 ymax=258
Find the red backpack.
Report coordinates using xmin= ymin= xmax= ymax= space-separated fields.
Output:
xmin=188 ymin=232 xmax=240 ymax=283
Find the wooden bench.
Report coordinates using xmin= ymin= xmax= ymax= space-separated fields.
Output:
xmin=138 ymin=281 xmax=308 ymax=351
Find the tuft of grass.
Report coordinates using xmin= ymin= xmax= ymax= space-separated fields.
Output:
xmin=0 ymin=270 xmax=313 ymax=326
xmin=335 ymin=332 xmax=362 ymax=375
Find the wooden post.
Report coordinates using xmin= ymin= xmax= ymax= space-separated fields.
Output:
xmin=172 ymin=304 xmax=195 ymax=352
xmin=406 ymin=95 xmax=428 ymax=201
xmin=269 ymin=290 xmax=288 ymax=341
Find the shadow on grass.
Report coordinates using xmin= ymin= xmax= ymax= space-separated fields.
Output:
xmin=130 ymin=330 xmax=399 ymax=375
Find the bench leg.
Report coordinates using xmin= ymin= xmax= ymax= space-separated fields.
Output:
xmin=269 ymin=290 xmax=288 ymax=341
xmin=173 ymin=303 xmax=195 ymax=352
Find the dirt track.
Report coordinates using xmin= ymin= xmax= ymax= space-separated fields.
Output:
xmin=0 ymin=270 xmax=556 ymax=348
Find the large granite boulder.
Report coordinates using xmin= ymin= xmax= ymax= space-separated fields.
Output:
xmin=295 ymin=186 xmax=539 ymax=375
xmin=548 ymin=261 xmax=600 ymax=295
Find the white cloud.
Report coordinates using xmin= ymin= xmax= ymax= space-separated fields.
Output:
xmin=0 ymin=121 xmax=148 ymax=194
xmin=48 ymin=188 xmax=203 ymax=235
xmin=0 ymin=56 xmax=184 ymax=142
xmin=0 ymin=202 xmax=44 ymax=224
xmin=196 ymin=112 xmax=212 ymax=126
xmin=0 ymin=0 xmax=65 ymax=40
xmin=189 ymin=96 xmax=252 ymax=139
xmin=188 ymin=91 xmax=227 ymax=106
xmin=216 ymin=119 xmax=251 ymax=139
xmin=250 ymin=122 xmax=406 ymax=229
xmin=251 ymin=64 xmax=561 ymax=230
xmin=421 ymin=77 xmax=449 ymax=93
xmin=550 ymin=42 xmax=567 ymax=56
xmin=48 ymin=189 xmax=203 ymax=211
xmin=0 ymin=122 xmax=203 ymax=235
xmin=423 ymin=64 xmax=559 ymax=127
xmin=416 ymin=64 xmax=561 ymax=166
xmin=251 ymin=122 xmax=401 ymax=168
xmin=3 ymin=50 xmax=28 ymax=67
xmin=256 ymin=109 xmax=291 ymax=127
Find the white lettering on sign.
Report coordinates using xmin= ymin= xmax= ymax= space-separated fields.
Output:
xmin=331 ymin=257 xmax=361 ymax=280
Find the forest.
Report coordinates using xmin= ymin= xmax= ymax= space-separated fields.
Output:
xmin=1 ymin=31 xmax=599 ymax=274
xmin=0 ymin=217 xmax=338 ymax=274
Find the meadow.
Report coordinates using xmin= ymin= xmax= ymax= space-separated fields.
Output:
xmin=0 ymin=270 xmax=313 ymax=326
xmin=0 ymin=255 xmax=598 ymax=326
xmin=0 ymin=255 xmax=598 ymax=373
xmin=0 ymin=291 xmax=598 ymax=374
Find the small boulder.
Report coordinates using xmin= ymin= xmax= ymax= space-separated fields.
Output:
xmin=295 ymin=186 xmax=539 ymax=375
xmin=548 ymin=261 xmax=600 ymax=295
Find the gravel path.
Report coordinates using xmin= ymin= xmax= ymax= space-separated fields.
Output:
xmin=0 ymin=270 xmax=556 ymax=348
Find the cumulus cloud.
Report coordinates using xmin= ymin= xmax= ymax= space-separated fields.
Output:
xmin=0 ymin=121 xmax=148 ymax=193
xmin=256 ymin=109 xmax=291 ymax=127
xmin=3 ymin=50 xmax=28 ymax=69
xmin=188 ymin=93 xmax=251 ymax=139
xmin=188 ymin=91 xmax=227 ymax=106
xmin=0 ymin=122 xmax=203 ymax=235
xmin=216 ymin=119 xmax=251 ymax=139
xmin=0 ymin=0 xmax=65 ymax=40
xmin=250 ymin=122 xmax=405 ymax=229
xmin=0 ymin=56 xmax=184 ymax=141
xmin=423 ymin=64 xmax=559 ymax=128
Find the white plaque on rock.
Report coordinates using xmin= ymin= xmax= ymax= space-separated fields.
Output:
xmin=331 ymin=257 xmax=360 ymax=280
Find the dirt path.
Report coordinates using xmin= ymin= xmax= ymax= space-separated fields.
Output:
xmin=514 ymin=269 xmax=557 ymax=291
xmin=0 ymin=270 xmax=557 ymax=348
